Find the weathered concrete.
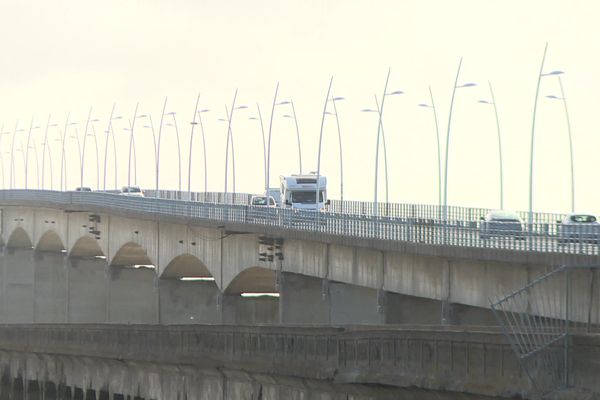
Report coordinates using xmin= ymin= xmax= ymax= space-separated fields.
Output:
xmin=68 ymin=257 xmax=107 ymax=323
xmin=1 ymin=249 xmax=35 ymax=323
xmin=159 ymin=278 xmax=221 ymax=324
xmin=34 ymin=251 xmax=67 ymax=323
xmin=108 ymin=266 xmax=157 ymax=324
xmin=2 ymin=324 xmax=600 ymax=398
xmin=1 ymin=204 xmax=591 ymax=327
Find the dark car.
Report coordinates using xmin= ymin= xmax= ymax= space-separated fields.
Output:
xmin=480 ymin=210 xmax=524 ymax=240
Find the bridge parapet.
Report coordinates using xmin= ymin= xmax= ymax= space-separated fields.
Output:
xmin=0 ymin=324 xmax=536 ymax=398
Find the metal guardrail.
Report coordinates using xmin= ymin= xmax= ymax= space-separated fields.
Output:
xmin=0 ymin=189 xmax=599 ymax=256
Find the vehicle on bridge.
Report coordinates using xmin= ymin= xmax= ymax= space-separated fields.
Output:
xmin=75 ymin=187 xmax=92 ymax=192
xmin=279 ymin=174 xmax=329 ymax=211
xmin=120 ymin=185 xmax=144 ymax=197
xmin=479 ymin=210 xmax=524 ymax=240
xmin=250 ymin=195 xmax=277 ymax=207
xmin=557 ymin=213 xmax=600 ymax=245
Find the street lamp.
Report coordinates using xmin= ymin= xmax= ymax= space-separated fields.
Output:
xmin=0 ymin=124 xmax=7 ymax=188
xmin=546 ymin=75 xmax=574 ymax=212
xmin=59 ymin=114 xmax=72 ymax=191
xmin=79 ymin=107 xmax=93 ymax=189
xmin=189 ymin=103 xmax=210 ymax=195
xmin=221 ymin=90 xmax=247 ymax=194
xmin=443 ymin=57 xmax=476 ymax=220
xmin=265 ymin=83 xmax=280 ymax=193
xmin=156 ymin=97 xmax=168 ymax=195
xmin=361 ymin=87 xmax=402 ymax=211
xmin=127 ymin=103 xmax=140 ymax=190
xmin=324 ymin=95 xmax=345 ymax=201
xmin=165 ymin=111 xmax=182 ymax=192
xmin=528 ymin=41 xmax=563 ymax=222
xmin=477 ymin=80 xmax=504 ymax=210
xmin=87 ymin=118 xmax=101 ymax=190
xmin=248 ymin=104 xmax=267 ymax=191
xmin=315 ymin=76 xmax=334 ymax=217
xmin=24 ymin=117 xmax=41 ymax=189
xmin=10 ymin=122 xmax=25 ymax=189
xmin=103 ymin=104 xmax=122 ymax=191
xmin=276 ymin=100 xmax=303 ymax=174
xmin=418 ymin=85 xmax=442 ymax=212
xmin=41 ymin=118 xmax=58 ymax=190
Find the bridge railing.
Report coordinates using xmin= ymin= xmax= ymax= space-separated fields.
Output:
xmin=0 ymin=189 xmax=598 ymax=256
xmin=140 ymin=189 xmax=570 ymax=230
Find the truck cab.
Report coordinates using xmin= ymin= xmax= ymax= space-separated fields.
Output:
xmin=279 ymin=174 xmax=328 ymax=211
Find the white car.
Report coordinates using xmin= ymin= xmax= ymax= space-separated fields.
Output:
xmin=250 ymin=195 xmax=277 ymax=207
xmin=120 ymin=186 xmax=144 ymax=197
xmin=557 ymin=213 xmax=600 ymax=244
xmin=479 ymin=210 xmax=524 ymax=240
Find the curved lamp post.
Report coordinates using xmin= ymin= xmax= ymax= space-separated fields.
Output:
xmin=478 ymin=80 xmax=504 ymax=210
xmin=528 ymin=42 xmax=563 ymax=222
xmin=418 ymin=85 xmax=442 ymax=211
xmin=86 ymin=119 xmax=101 ymax=190
xmin=324 ymin=95 xmax=345 ymax=201
xmin=10 ymin=122 xmax=25 ymax=189
xmin=189 ymin=107 xmax=210 ymax=194
xmin=265 ymin=83 xmax=280 ymax=193
xmin=127 ymin=103 xmax=140 ymax=190
xmin=221 ymin=92 xmax=247 ymax=194
xmin=24 ymin=118 xmax=41 ymax=189
xmin=165 ymin=112 xmax=182 ymax=192
xmin=188 ymin=93 xmax=210 ymax=196
xmin=315 ymin=76 xmax=334 ymax=218
xmin=79 ymin=107 xmax=93 ymax=189
xmin=103 ymin=105 xmax=122 ymax=191
xmin=361 ymin=89 xmax=402 ymax=212
xmin=248 ymin=104 xmax=267 ymax=190
xmin=443 ymin=57 xmax=476 ymax=220
xmin=546 ymin=76 xmax=574 ymax=212
xmin=59 ymin=114 xmax=72 ymax=191
xmin=156 ymin=97 xmax=168 ymax=195
xmin=277 ymin=100 xmax=303 ymax=174
xmin=41 ymin=120 xmax=58 ymax=190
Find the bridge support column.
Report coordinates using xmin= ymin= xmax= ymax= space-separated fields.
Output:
xmin=280 ymin=272 xmax=387 ymax=324
xmin=68 ymin=257 xmax=108 ymax=323
xmin=34 ymin=251 xmax=67 ymax=323
xmin=1 ymin=248 xmax=35 ymax=323
xmin=158 ymin=279 xmax=221 ymax=324
xmin=107 ymin=266 xmax=158 ymax=324
xmin=221 ymin=293 xmax=279 ymax=324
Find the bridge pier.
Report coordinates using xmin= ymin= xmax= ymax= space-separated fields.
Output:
xmin=107 ymin=265 xmax=158 ymax=324
xmin=68 ymin=257 xmax=108 ymax=323
xmin=1 ymin=248 xmax=35 ymax=323
xmin=158 ymin=278 xmax=221 ymax=324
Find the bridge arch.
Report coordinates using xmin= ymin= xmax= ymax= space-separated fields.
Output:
xmin=225 ymin=266 xmax=278 ymax=294
xmin=5 ymin=226 xmax=33 ymax=249
xmin=69 ymin=236 xmax=104 ymax=258
xmin=35 ymin=230 xmax=66 ymax=252
xmin=110 ymin=242 xmax=155 ymax=268
xmin=161 ymin=254 xmax=214 ymax=279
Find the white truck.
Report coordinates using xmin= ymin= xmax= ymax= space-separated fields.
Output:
xmin=275 ymin=174 xmax=329 ymax=211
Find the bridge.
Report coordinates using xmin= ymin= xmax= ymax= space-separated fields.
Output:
xmin=1 ymin=189 xmax=600 ymax=398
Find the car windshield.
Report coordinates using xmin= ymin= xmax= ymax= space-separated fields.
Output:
xmin=252 ymin=197 xmax=268 ymax=206
xmin=570 ymin=215 xmax=597 ymax=223
xmin=291 ymin=191 xmax=324 ymax=204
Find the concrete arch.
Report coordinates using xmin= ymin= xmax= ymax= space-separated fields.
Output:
xmin=225 ymin=266 xmax=277 ymax=294
xmin=5 ymin=227 xmax=33 ymax=249
xmin=110 ymin=241 xmax=154 ymax=267
xmin=69 ymin=236 xmax=105 ymax=258
xmin=161 ymin=254 xmax=214 ymax=279
xmin=35 ymin=230 xmax=66 ymax=252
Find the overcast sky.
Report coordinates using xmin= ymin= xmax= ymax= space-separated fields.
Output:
xmin=1 ymin=0 xmax=599 ymax=213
